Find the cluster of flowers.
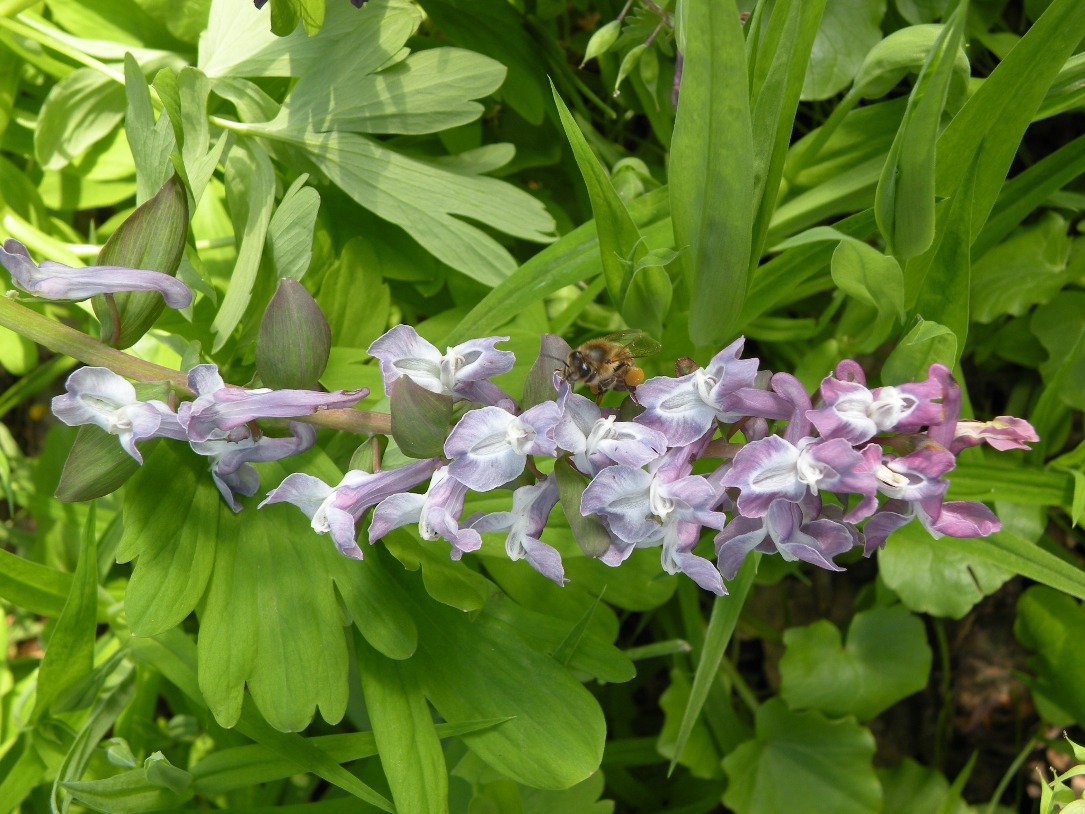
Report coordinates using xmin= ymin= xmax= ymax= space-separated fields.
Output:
xmin=13 ymin=229 xmax=1035 ymax=593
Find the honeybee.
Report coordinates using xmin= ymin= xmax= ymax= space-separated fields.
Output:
xmin=561 ymin=330 xmax=661 ymax=401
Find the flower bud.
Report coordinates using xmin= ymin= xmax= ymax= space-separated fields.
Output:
xmin=55 ymin=426 xmax=144 ymax=502
xmin=256 ymin=278 xmax=332 ymax=390
xmin=390 ymin=375 xmax=453 ymax=460
xmin=581 ymin=19 xmax=621 ymax=67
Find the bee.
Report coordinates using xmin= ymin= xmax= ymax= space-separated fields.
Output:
xmin=561 ymin=330 xmax=661 ymax=401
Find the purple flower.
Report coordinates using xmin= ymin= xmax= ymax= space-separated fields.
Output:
xmin=715 ymin=495 xmax=858 ymax=578
xmin=369 ymin=468 xmax=482 ymax=560
xmin=2 ymin=239 xmax=193 ymax=308
xmin=51 ymin=367 xmax=186 ymax=463
xmin=178 ymin=363 xmax=366 ymax=442
xmin=722 ymin=435 xmax=881 ymax=522
xmin=444 ymin=402 xmax=560 ymax=491
xmin=580 ymin=444 xmax=727 ymax=594
xmin=259 ymin=458 xmax=439 ymax=558
xmin=807 ymin=363 xmax=949 ymax=445
xmin=190 ymin=422 xmax=317 ymax=512
xmin=951 ymin=417 xmax=1039 ymax=454
xmin=469 ymin=475 xmax=566 ymax=584
xmin=861 ymin=497 xmax=1000 ymax=555
xmin=553 ymin=390 xmax=667 ymax=476
xmin=367 ymin=324 xmax=515 ymax=407
xmin=633 ymin=338 xmax=769 ymax=446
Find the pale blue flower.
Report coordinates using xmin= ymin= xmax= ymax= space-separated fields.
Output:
xmin=469 ymin=475 xmax=565 ymax=585
xmin=369 ymin=468 xmax=482 ymax=560
xmin=444 ymin=402 xmax=560 ymax=491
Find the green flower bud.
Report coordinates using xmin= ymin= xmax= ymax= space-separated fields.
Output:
xmin=256 ymin=278 xmax=332 ymax=390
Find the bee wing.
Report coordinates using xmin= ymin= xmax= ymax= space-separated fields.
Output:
xmin=601 ymin=329 xmax=661 ymax=359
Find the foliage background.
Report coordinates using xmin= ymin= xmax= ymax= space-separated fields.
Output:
xmin=0 ymin=0 xmax=1084 ymax=811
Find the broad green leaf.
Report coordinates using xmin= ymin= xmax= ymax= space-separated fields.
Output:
xmin=722 ymin=698 xmax=881 ymax=814
xmin=198 ymin=501 xmax=350 ymax=731
xmin=335 ymin=546 xmax=419 ymax=660
xmin=266 ymin=175 xmax=320 ymax=280
xmin=934 ymin=0 xmax=1085 ymax=235
xmin=124 ymin=54 xmax=176 ymax=203
xmin=177 ymin=67 xmax=226 ymax=208
xmin=851 ymin=24 xmax=969 ymax=104
xmin=415 ymin=0 xmax=548 ymax=124
xmin=947 ymin=531 xmax=1085 ymax=602
xmin=400 ymin=572 xmax=605 ymax=790
xmin=1015 ymin=586 xmax=1085 ymax=725
xmin=317 ymin=238 xmax=392 ymax=351
xmin=0 ymin=548 xmax=72 ymax=617
xmin=199 ymin=0 xmax=414 ymax=78
xmin=895 ymin=0 xmax=951 ymax=23
xmin=116 ymin=444 xmax=218 ymax=637
xmin=779 ymin=606 xmax=932 ymax=720
xmin=801 ymin=0 xmax=886 ymax=100
xmin=92 ymin=172 xmax=190 ymax=349
xmin=211 ymin=138 xmax=275 ymax=350
xmin=876 ymin=1 xmax=966 ymax=260
xmin=38 ymin=128 xmax=137 ymax=211
xmin=877 ymin=521 xmax=1011 ymax=618
xmin=830 ymin=240 xmax=905 ymax=323
xmin=444 ymin=187 xmax=672 ymax=345
xmin=242 ymin=126 xmax=554 ymax=286
xmin=34 ymin=505 xmax=99 ymax=719
xmin=552 ymin=83 xmax=642 ymax=310
xmin=668 ymin=555 xmax=757 ymax=774
xmin=747 ymin=0 xmax=827 ymax=266
xmin=1031 ymin=293 xmax=1085 ymax=411
xmin=950 ymin=460 xmax=1072 ymax=508
xmin=910 ymin=148 xmax=977 ymax=362
xmin=35 ymin=68 xmax=126 ymax=170
xmin=621 ymin=264 xmax=672 ymax=338
xmin=879 ymin=758 xmax=969 ymax=814
xmin=970 ymin=213 xmax=1073 ymax=324
xmin=672 ymin=0 xmax=754 ymax=346
xmin=275 ymin=46 xmax=506 ymax=136
xmin=0 ymin=743 xmax=47 ymax=814
xmin=356 ymin=636 xmax=447 ymax=814
xmin=881 ymin=318 xmax=956 ymax=384
xmin=974 ymin=133 xmax=1085 ymax=258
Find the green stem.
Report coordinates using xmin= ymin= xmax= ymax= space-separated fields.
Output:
xmin=0 ymin=0 xmax=39 ymax=17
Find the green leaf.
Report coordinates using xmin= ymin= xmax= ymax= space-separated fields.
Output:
xmin=414 ymin=0 xmax=548 ymax=124
xmin=970 ymin=213 xmax=1073 ymax=324
xmin=895 ymin=0 xmax=950 ymax=23
xmin=554 ymin=458 xmax=611 ymax=558
xmin=245 ymin=127 xmax=554 ymax=286
xmin=747 ymin=0 xmax=827 ymax=267
xmin=444 ymin=186 xmax=672 ymax=345
xmin=657 ymin=668 xmax=723 ymax=779
xmin=801 ymin=0 xmax=886 ymax=100
xmin=266 ymin=175 xmax=320 ymax=280
xmin=881 ymin=318 xmax=956 ymax=384
xmin=878 ymin=758 xmax=967 ymax=814
xmin=176 ymin=66 xmax=226 ymax=207
xmin=92 ymin=172 xmax=190 ymax=349
xmin=669 ymin=555 xmax=757 ymax=774
xmin=877 ymin=521 xmax=1012 ymax=618
xmin=124 ymin=56 xmax=175 ymax=205
xmin=1015 ymin=586 xmax=1085 ymax=725
xmin=116 ymin=444 xmax=218 ymax=637
xmin=211 ymin=138 xmax=275 ymax=350
xmin=390 ymin=375 xmax=453 ymax=460
xmin=830 ymin=240 xmax=905 ymax=323
xmin=851 ymin=24 xmax=968 ymax=103
xmin=317 ymin=238 xmax=392 ymax=351
xmin=909 ymin=147 xmax=977 ymax=363
xmin=356 ymin=636 xmax=447 ymax=814
xmin=934 ymin=0 xmax=1085 ymax=234
xmin=946 ymin=531 xmax=1085 ymax=603
xmin=34 ymin=505 xmax=99 ymax=719
xmin=35 ymin=68 xmax=126 ymax=170
xmin=780 ymin=606 xmax=932 ymax=720
xmin=1031 ymin=293 xmax=1085 ymax=412
xmin=401 ymin=573 xmax=606 ymax=790
xmin=672 ymin=0 xmax=754 ymax=346
xmin=62 ymin=759 xmax=193 ymax=813
xmin=0 ymin=548 xmax=72 ymax=617
xmin=334 ymin=546 xmax=419 ymax=660
xmin=621 ymin=264 xmax=672 ymax=339
xmin=722 ymin=698 xmax=881 ymax=814
xmin=552 ymin=83 xmax=642 ymax=310
xmin=876 ymin=1 xmax=966 ymax=260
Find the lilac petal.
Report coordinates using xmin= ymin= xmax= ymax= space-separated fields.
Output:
xmin=875 ymin=447 xmax=954 ymax=502
xmin=3 ymin=239 xmax=193 ymax=307
xmin=580 ymin=466 xmax=657 ymax=544
xmin=454 ymin=378 xmax=516 ymax=409
xmin=326 ymin=507 xmax=365 ymax=559
xmin=553 ymin=391 xmax=601 ymax=458
xmin=722 ymin=435 xmax=804 ymax=517
xmin=718 ymin=387 xmax=793 ymax=424
xmin=715 ymin=515 xmax=769 ymax=580
xmin=367 ymin=324 xmax=444 ymax=395
xmin=925 ymin=364 xmax=961 ymax=448
xmin=187 ymin=363 xmax=226 ymax=396
xmin=951 ymin=417 xmax=1039 ymax=454
xmin=634 ymin=374 xmax=719 ymax=447
xmin=592 ymin=421 xmax=668 ymax=469
xmin=212 ymin=465 xmax=261 ymax=513
xmin=668 ymin=548 xmax=726 ymax=595
xmin=770 ymin=373 xmax=813 ymax=440
xmin=444 ymin=406 xmax=525 ymax=491
xmin=798 ymin=438 xmax=878 ymax=507
xmin=927 ymin=500 xmax=1000 ymax=538
xmin=807 ymin=377 xmax=879 ymax=444
xmin=519 ymin=536 xmax=567 ymax=586
xmin=833 ymin=359 xmax=867 ymax=385
xmin=449 ymin=335 xmax=516 ymax=383
xmin=259 ymin=472 xmax=333 ymax=517
xmin=336 ymin=458 xmax=442 ymax=517
xmin=369 ymin=492 xmax=426 ymax=541
xmin=764 ymin=500 xmax=849 ymax=572
xmin=419 ymin=471 xmax=482 ymax=559
xmin=861 ymin=502 xmax=913 ymax=555
xmin=52 ymin=367 xmax=138 ymax=424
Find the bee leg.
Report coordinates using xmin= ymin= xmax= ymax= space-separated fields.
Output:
xmin=627 ymin=388 xmax=642 ymax=407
